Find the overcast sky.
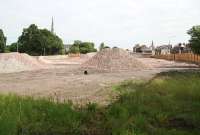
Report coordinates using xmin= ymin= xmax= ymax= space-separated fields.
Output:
xmin=1 ymin=0 xmax=200 ymax=48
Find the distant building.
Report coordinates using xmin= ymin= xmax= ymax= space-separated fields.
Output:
xmin=133 ymin=42 xmax=155 ymax=55
xmin=133 ymin=44 xmax=141 ymax=53
xmin=64 ymin=44 xmax=72 ymax=53
xmin=141 ymin=46 xmax=152 ymax=54
xmin=155 ymin=45 xmax=172 ymax=55
xmin=133 ymin=44 xmax=151 ymax=53
xmin=172 ymin=43 xmax=192 ymax=54
xmin=184 ymin=43 xmax=192 ymax=53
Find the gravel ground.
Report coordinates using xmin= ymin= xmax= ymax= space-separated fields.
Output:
xmin=0 ymin=56 xmax=199 ymax=105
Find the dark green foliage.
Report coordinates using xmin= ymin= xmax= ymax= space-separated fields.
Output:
xmin=188 ymin=26 xmax=200 ymax=54
xmin=18 ymin=24 xmax=63 ymax=56
xmin=8 ymin=42 xmax=18 ymax=52
xmin=99 ymin=42 xmax=111 ymax=51
xmin=104 ymin=46 xmax=110 ymax=49
xmin=79 ymin=42 xmax=97 ymax=54
xmin=0 ymin=29 xmax=7 ymax=53
xmin=4 ymin=46 xmax=10 ymax=53
xmin=74 ymin=40 xmax=82 ymax=46
xmin=69 ymin=40 xmax=97 ymax=54
xmin=69 ymin=45 xmax=80 ymax=54
xmin=99 ymin=42 xmax=105 ymax=51
xmin=0 ymin=71 xmax=200 ymax=135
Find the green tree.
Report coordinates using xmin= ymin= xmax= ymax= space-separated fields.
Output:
xmin=99 ymin=42 xmax=111 ymax=51
xmin=9 ymin=42 xmax=18 ymax=52
xmin=74 ymin=40 xmax=82 ymax=46
xmin=79 ymin=42 xmax=97 ymax=54
xmin=69 ymin=41 xmax=97 ymax=54
xmin=69 ymin=45 xmax=80 ymax=53
xmin=40 ymin=29 xmax=63 ymax=55
xmin=18 ymin=24 xmax=63 ymax=56
xmin=99 ymin=42 xmax=105 ymax=51
xmin=0 ymin=29 xmax=6 ymax=53
xmin=188 ymin=25 xmax=200 ymax=54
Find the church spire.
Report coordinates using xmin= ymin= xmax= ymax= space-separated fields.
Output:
xmin=151 ymin=40 xmax=154 ymax=46
xmin=51 ymin=17 xmax=54 ymax=34
xmin=151 ymin=40 xmax=155 ymax=50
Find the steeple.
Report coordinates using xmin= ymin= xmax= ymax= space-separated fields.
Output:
xmin=151 ymin=40 xmax=154 ymax=46
xmin=151 ymin=40 xmax=155 ymax=50
xmin=51 ymin=17 xmax=54 ymax=34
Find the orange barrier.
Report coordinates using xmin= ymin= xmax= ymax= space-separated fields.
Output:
xmin=153 ymin=53 xmax=200 ymax=64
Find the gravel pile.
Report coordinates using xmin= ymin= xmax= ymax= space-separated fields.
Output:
xmin=82 ymin=48 xmax=148 ymax=72
xmin=0 ymin=53 xmax=46 ymax=73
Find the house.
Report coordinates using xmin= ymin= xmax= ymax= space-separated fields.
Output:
xmin=172 ymin=43 xmax=192 ymax=54
xmin=63 ymin=44 xmax=72 ymax=53
xmin=141 ymin=46 xmax=152 ymax=54
xmin=133 ymin=44 xmax=142 ymax=53
xmin=133 ymin=41 xmax=156 ymax=55
xmin=155 ymin=45 xmax=172 ymax=55
xmin=133 ymin=44 xmax=152 ymax=54
xmin=183 ymin=43 xmax=192 ymax=53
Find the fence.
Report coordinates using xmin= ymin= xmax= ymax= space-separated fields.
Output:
xmin=153 ymin=53 xmax=200 ymax=64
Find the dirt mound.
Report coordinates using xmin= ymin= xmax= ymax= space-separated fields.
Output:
xmin=82 ymin=48 xmax=148 ymax=72
xmin=0 ymin=53 xmax=46 ymax=73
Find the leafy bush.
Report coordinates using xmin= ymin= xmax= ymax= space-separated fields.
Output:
xmin=69 ymin=40 xmax=97 ymax=54
xmin=8 ymin=42 xmax=18 ymax=52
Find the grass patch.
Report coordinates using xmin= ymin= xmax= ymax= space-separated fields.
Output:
xmin=0 ymin=70 xmax=200 ymax=135
xmin=105 ymin=71 xmax=200 ymax=135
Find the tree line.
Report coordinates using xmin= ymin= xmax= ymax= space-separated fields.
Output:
xmin=68 ymin=41 xmax=111 ymax=54
xmin=68 ymin=40 xmax=97 ymax=54
xmin=2 ymin=24 xmax=200 ymax=55
xmin=0 ymin=24 xmax=103 ymax=56
xmin=0 ymin=24 xmax=64 ymax=55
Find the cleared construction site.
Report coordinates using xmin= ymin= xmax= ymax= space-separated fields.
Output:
xmin=0 ymin=48 xmax=198 ymax=105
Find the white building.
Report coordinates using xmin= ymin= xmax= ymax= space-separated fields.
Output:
xmin=63 ymin=44 xmax=72 ymax=53
xmin=155 ymin=45 xmax=172 ymax=55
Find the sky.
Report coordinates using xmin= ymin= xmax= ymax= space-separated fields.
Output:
xmin=1 ymin=0 xmax=200 ymax=49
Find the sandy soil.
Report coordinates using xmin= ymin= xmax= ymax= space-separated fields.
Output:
xmin=0 ymin=56 xmax=199 ymax=105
